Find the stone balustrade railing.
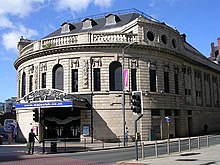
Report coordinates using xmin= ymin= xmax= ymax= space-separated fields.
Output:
xmin=18 ymin=33 xmax=138 ymax=58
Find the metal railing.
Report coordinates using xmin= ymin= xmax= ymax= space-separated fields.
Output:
xmin=41 ymin=136 xmax=137 ymax=154
xmin=140 ymin=135 xmax=220 ymax=159
xmin=39 ymin=134 xmax=220 ymax=157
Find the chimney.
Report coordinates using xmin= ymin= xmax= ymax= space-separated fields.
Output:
xmin=181 ymin=33 xmax=187 ymax=42
xmin=218 ymin=38 xmax=220 ymax=54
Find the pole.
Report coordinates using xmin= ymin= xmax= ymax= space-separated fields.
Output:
xmin=135 ymin=114 xmax=143 ymax=161
xmin=122 ymin=42 xmax=137 ymax=146
xmin=167 ymin=122 xmax=170 ymax=154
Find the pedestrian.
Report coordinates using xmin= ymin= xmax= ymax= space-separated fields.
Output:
xmin=125 ymin=127 xmax=129 ymax=145
xmin=28 ymin=129 xmax=39 ymax=154
xmin=8 ymin=132 xmax=13 ymax=144
xmin=203 ymin=124 xmax=208 ymax=135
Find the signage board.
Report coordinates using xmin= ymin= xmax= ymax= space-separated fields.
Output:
xmin=15 ymin=101 xmax=73 ymax=109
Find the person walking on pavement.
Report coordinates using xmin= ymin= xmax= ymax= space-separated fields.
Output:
xmin=28 ymin=129 xmax=39 ymax=154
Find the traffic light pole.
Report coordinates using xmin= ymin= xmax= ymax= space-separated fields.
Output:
xmin=135 ymin=114 xmax=143 ymax=161
xmin=122 ymin=42 xmax=137 ymax=146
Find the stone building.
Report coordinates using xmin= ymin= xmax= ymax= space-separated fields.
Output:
xmin=14 ymin=9 xmax=220 ymax=142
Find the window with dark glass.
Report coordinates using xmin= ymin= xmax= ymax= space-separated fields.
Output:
xmin=29 ymin=75 xmax=33 ymax=92
xmin=52 ymin=64 xmax=63 ymax=91
xmin=94 ymin=68 xmax=101 ymax=91
xmin=165 ymin=109 xmax=172 ymax=116
xmin=71 ymin=69 xmax=78 ymax=92
xmin=109 ymin=61 xmax=122 ymax=91
xmin=174 ymin=73 xmax=179 ymax=94
xmin=41 ymin=73 xmax=46 ymax=88
xmin=164 ymin=72 xmax=169 ymax=93
xmin=151 ymin=109 xmax=160 ymax=116
xmin=174 ymin=110 xmax=179 ymax=116
xmin=131 ymin=68 xmax=137 ymax=91
xmin=188 ymin=110 xmax=192 ymax=115
xmin=21 ymin=72 xmax=26 ymax=97
xmin=150 ymin=70 xmax=156 ymax=92
xmin=147 ymin=31 xmax=154 ymax=41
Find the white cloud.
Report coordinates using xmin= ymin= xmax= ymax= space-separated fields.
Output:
xmin=55 ymin=0 xmax=113 ymax=12
xmin=0 ymin=15 xmax=14 ymax=29
xmin=56 ymin=0 xmax=92 ymax=12
xmin=0 ymin=0 xmax=45 ymax=17
xmin=149 ymin=0 xmax=182 ymax=7
xmin=2 ymin=25 xmax=38 ymax=51
xmin=93 ymin=0 xmax=113 ymax=8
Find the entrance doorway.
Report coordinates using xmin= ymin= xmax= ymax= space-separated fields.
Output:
xmin=42 ymin=107 xmax=80 ymax=140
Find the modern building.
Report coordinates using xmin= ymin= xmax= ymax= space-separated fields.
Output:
xmin=5 ymin=97 xmax=17 ymax=113
xmin=14 ymin=9 xmax=220 ymax=142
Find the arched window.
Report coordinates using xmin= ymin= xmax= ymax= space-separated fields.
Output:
xmin=109 ymin=61 xmax=122 ymax=91
xmin=21 ymin=72 xmax=26 ymax=97
xmin=52 ymin=64 xmax=64 ymax=91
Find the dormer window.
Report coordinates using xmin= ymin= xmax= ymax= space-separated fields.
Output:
xmin=61 ymin=22 xmax=75 ymax=34
xmin=82 ymin=18 xmax=97 ymax=29
xmin=105 ymin=14 xmax=121 ymax=25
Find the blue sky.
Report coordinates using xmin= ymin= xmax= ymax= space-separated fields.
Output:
xmin=0 ymin=0 xmax=219 ymax=102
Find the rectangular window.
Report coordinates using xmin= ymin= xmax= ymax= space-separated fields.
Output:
xmin=151 ymin=109 xmax=160 ymax=116
xmin=94 ymin=68 xmax=101 ymax=91
xmin=174 ymin=74 xmax=179 ymax=94
xmin=29 ymin=75 xmax=33 ymax=92
xmin=72 ymin=69 xmax=78 ymax=92
xmin=41 ymin=73 xmax=46 ymax=88
xmin=164 ymin=72 xmax=169 ymax=93
xmin=165 ymin=109 xmax=172 ymax=116
xmin=150 ymin=70 xmax=156 ymax=92
xmin=174 ymin=110 xmax=179 ymax=116
xmin=131 ymin=68 xmax=137 ymax=91
xmin=188 ymin=110 xmax=192 ymax=115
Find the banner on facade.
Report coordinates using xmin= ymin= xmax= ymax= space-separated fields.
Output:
xmin=124 ymin=69 xmax=129 ymax=90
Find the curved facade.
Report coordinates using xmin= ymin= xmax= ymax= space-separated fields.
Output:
xmin=15 ymin=10 xmax=220 ymax=142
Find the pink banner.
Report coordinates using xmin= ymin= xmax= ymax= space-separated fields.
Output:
xmin=124 ymin=69 xmax=129 ymax=90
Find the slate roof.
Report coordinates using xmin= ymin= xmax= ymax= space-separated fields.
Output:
xmin=43 ymin=12 xmax=141 ymax=39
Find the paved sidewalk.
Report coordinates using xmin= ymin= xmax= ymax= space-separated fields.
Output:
xmin=124 ymin=144 xmax=220 ymax=165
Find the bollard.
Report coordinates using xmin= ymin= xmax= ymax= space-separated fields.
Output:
xmin=178 ymin=138 xmax=181 ymax=153
xmin=118 ymin=136 xmax=120 ymax=147
xmin=84 ymin=138 xmax=86 ymax=149
xmin=206 ymin=135 xmax=209 ymax=147
xmin=42 ymin=140 xmax=45 ymax=154
xmin=102 ymin=137 xmax=104 ymax=148
xmin=189 ymin=137 xmax=191 ymax=151
xmin=167 ymin=139 xmax=170 ymax=155
xmin=155 ymin=141 xmax=158 ymax=157
xmin=142 ymin=142 xmax=145 ymax=159
xmin=198 ymin=137 xmax=200 ymax=149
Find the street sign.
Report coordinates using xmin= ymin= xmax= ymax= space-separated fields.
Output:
xmin=165 ymin=116 xmax=170 ymax=123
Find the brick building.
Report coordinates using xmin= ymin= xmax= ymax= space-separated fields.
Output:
xmin=14 ymin=9 xmax=220 ymax=142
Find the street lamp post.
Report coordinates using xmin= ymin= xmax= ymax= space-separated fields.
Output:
xmin=122 ymin=41 xmax=137 ymax=146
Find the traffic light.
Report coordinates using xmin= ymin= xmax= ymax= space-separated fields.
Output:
xmin=131 ymin=91 xmax=143 ymax=115
xmin=33 ymin=109 xmax=39 ymax=122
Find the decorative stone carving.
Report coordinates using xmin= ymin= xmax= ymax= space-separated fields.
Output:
xmin=174 ymin=65 xmax=179 ymax=74
xmin=34 ymin=66 xmax=38 ymax=90
xmin=40 ymin=62 xmax=47 ymax=72
xmin=163 ymin=62 xmax=170 ymax=72
xmin=130 ymin=59 xmax=137 ymax=69
xmin=28 ymin=65 xmax=34 ymax=74
xmin=92 ymin=57 xmax=102 ymax=67
xmin=71 ymin=58 xmax=79 ymax=69
xmin=23 ymin=88 xmax=78 ymax=102
xmin=147 ymin=60 xmax=157 ymax=70
xmin=83 ymin=60 xmax=89 ymax=89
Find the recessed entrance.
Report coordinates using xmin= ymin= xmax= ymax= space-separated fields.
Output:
xmin=42 ymin=107 xmax=80 ymax=141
